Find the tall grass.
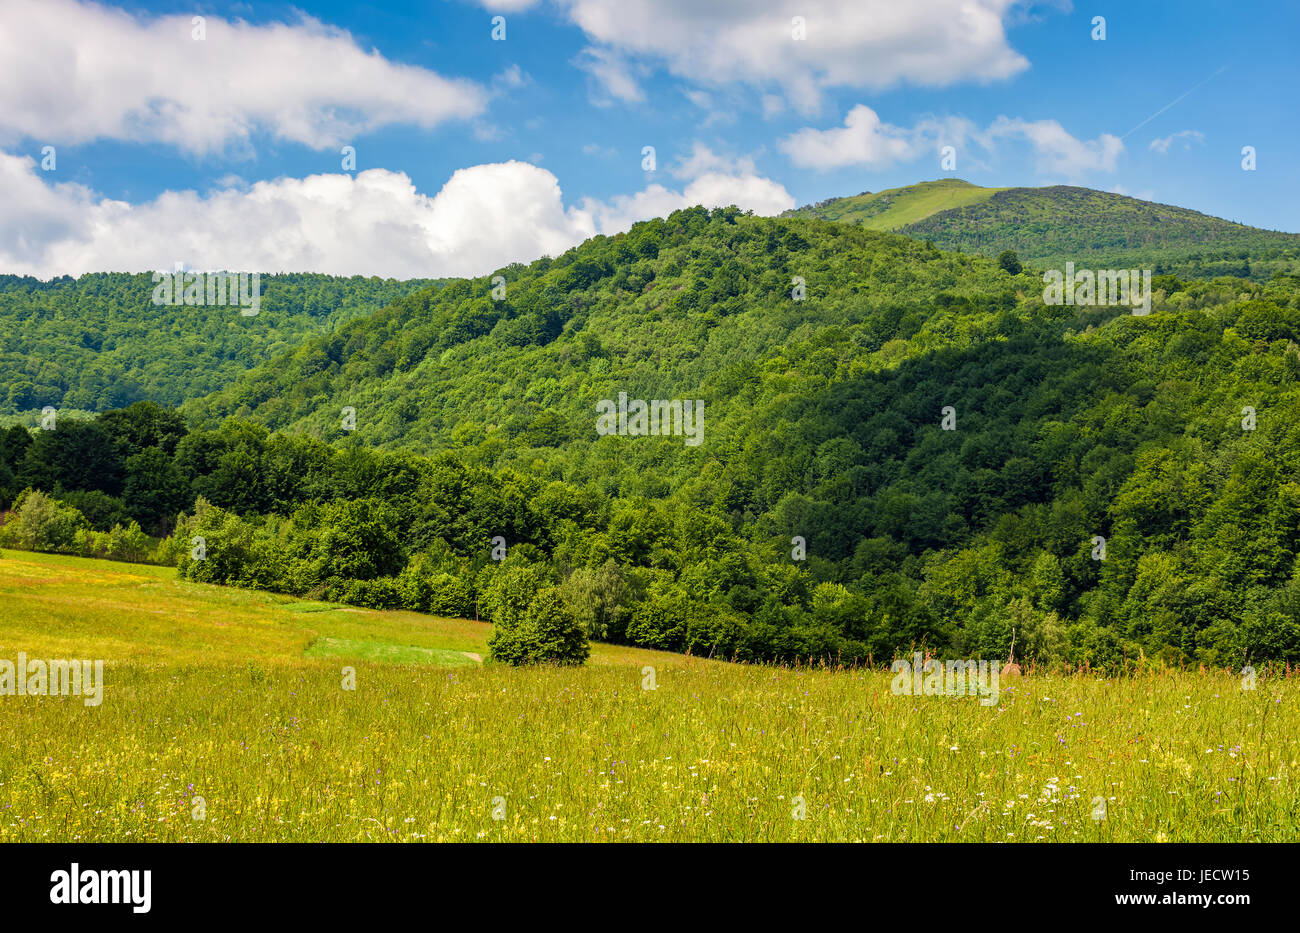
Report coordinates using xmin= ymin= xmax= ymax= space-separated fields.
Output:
xmin=1 ymin=551 xmax=1295 ymax=842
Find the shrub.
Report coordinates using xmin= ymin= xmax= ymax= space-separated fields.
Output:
xmin=293 ymin=499 xmax=404 ymax=586
xmin=105 ymin=521 xmax=151 ymax=562
xmin=397 ymin=555 xmax=474 ymax=617
xmin=487 ymin=585 xmax=589 ymax=666
xmin=426 ymin=571 xmax=473 ymax=617
xmin=329 ymin=576 xmax=403 ymax=610
xmin=480 ymin=564 xmax=546 ymax=628
xmin=682 ymin=607 xmax=746 ymax=659
xmin=177 ymin=501 xmax=284 ymax=589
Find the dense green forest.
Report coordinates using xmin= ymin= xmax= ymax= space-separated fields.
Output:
xmin=6 ymin=205 xmax=1300 ymax=668
xmin=787 ymin=181 xmax=1300 ymax=281
xmin=0 ymin=272 xmax=443 ymax=415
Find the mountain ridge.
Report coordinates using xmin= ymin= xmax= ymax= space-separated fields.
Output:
xmin=786 ymin=179 xmax=1300 ymax=280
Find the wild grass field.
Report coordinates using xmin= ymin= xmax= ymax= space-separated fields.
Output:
xmin=1 ymin=549 xmax=1296 ymax=842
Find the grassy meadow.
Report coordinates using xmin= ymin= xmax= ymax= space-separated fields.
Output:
xmin=1 ymin=549 xmax=1296 ymax=842
xmin=784 ymin=178 xmax=1007 ymax=229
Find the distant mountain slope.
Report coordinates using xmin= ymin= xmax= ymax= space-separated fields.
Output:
xmin=0 ymin=272 xmax=443 ymax=415
xmin=783 ymin=178 xmax=1006 ymax=230
xmin=788 ymin=180 xmax=1300 ymax=280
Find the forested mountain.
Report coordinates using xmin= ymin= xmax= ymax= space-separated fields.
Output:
xmin=184 ymin=207 xmax=1026 ymax=451
xmin=0 ymin=272 xmax=443 ymax=415
xmin=786 ymin=180 xmax=1300 ymax=280
xmin=10 ymin=205 xmax=1300 ymax=668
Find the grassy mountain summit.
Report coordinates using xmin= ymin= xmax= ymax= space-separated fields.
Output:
xmin=787 ymin=180 xmax=1300 ymax=280
xmin=782 ymin=178 xmax=1006 ymax=230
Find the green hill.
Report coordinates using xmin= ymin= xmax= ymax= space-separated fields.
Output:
xmin=181 ymin=207 xmax=1025 ymax=452
xmin=782 ymin=178 xmax=1005 ymax=230
xmin=0 ymin=272 xmax=444 ymax=416
xmin=788 ymin=180 xmax=1300 ymax=280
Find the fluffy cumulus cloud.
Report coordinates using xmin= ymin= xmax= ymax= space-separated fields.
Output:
xmin=670 ymin=142 xmax=761 ymax=178
xmin=0 ymin=0 xmax=487 ymax=154
xmin=782 ymin=106 xmax=1123 ymax=179
xmin=779 ymin=105 xmax=977 ymax=170
xmin=582 ymin=172 xmax=794 ymax=234
xmin=0 ymin=150 xmax=794 ymax=279
xmin=542 ymin=0 xmax=1030 ymax=110
xmin=985 ymin=117 xmax=1123 ymax=175
xmin=599 ymin=143 xmax=798 ymax=228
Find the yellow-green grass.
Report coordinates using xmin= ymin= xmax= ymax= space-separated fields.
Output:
xmin=808 ymin=178 xmax=1008 ymax=231
xmin=1 ymin=549 xmax=1297 ymax=842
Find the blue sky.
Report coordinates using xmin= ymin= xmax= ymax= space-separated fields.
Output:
xmin=3 ymin=0 xmax=1297 ymax=279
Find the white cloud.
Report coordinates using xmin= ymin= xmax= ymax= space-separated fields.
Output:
xmin=584 ymin=145 xmax=794 ymax=229
xmin=491 ymin=65 xmax=530 ymax=92
xmin=782 ymin=105 xmax=918 ymax=169
xmin=0 ymin=0 xmax=487 ymax=154
xmin=0 ymin=153 xmax=593 ymax=278
xmin=780 ymin=105 xmax=976 ymax=170
xmin=582 ymin=172 xmax=794 ymax=233
xmin=573 ymin=47 xmax=645 ymax=105
xmin=683 ymin=89 xmax=713 ymax=111
xmin=678 ymin=87 xmax=740 ymax=127
xmin=552 ymin=0 xmax=1030 ymax=112
xmin=782 ymin=106 xmax=1124 ymax=180
xmin=987 ymin=117 xmax=1123 ymax=176
xmin=1149 ymin=129 xmax=1204 ymax=154
xmin=0 ymin=152 xmax=794 ymax=279
xmin=670 ymin=143 xmax=758 ymax=179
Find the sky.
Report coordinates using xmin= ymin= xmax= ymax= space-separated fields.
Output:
xmin=2 ymin=0 xmax=1297 ymax=279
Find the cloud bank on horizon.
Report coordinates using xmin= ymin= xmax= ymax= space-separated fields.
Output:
xmin=0 ymin=150 xmax=795 ymax=280
xmin=0 ymin=0 xmax=1293 ymax=278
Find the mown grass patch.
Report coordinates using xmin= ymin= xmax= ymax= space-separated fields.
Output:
xmin=303 ymin=636 xmax=479 ymax=667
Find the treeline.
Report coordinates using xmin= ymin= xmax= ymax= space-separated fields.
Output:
xmin=0 ymin=406 xmax=873 ymax=662
xmin=0 ymin=490 xmax=152 ymax=562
